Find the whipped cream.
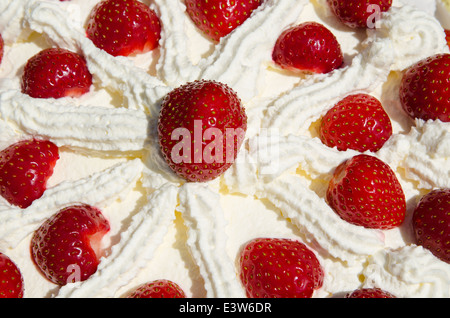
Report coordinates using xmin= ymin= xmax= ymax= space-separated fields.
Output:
xmin=0 ymin=0 xmax=449 ymax=298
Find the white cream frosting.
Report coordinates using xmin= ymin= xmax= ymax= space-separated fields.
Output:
xmin=0 ymin=0 xmax=449 ymax=298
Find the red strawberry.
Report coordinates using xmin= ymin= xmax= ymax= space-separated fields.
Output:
xmin=239 ymin=238 xmax=324 ymax=298
xmin=127 ymin=279 xmax=186 ymax=298
xmin=399 ymin=53 xmax=450 ymax=122
xmin=412 ymin=189 xmax=450 ymax=264
xmin=326 ymin=154 xmax=406 ymax=230
xmin=0 ymin=139 xmax=59 ymax=208
xmin=445 ymin=30 xmax=450 ymax=50
xmin=86 ymin=0 xmax=161 ymax=57
xmin=346 ymin=288 xmax=396 ymax=298
xmin=185 ymin=0 xmax=263 ymax=42
xmin=272 ymin=22 xmax=344 ymax=74
xmin=31 ymin=204 xmax=110 ymax=285
xmin=319 ymin=94 xmax=393 ymax=152
xmin=327 ymin=0 xmax=393 ymax=29
xmin=158 ymin=80 xmax=247 ymax=182
xmin=0 ymin=252 xmax=24 ymax=298
xmin=21 ymin=48 xmax=92 ymax=99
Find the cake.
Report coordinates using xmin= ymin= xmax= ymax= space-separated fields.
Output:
xmin=0 ymin=0 xmax=449 ymax=298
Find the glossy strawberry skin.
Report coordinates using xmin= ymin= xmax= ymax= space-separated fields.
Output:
xmin=31 ymin=204 xmax=110 ymax=285
xmin=327 ymin=0 xmax=393 ymax=29
xmin=413 ymin=189 xmax=450 ymax=264
xmin=346 ymin=288 xmax=396 ymax=298
xmin=0 ymin=252 xmax=24 ymax=298
xmin=21 ymin=48 xmax=92 ymax=99
xmin=127 ymin=279 xmax=186 ymax=298
xmin=272 ymin=22 xmax=344 ymax=74
xmin=319 ymin=94 xmax=393 ymax=152
xmin=239 ymin=238 xmax=324 ymax=298
xmin=185 ymin=0 xmax=263 ymax=42
xmin=327 ymin=154 xmax=406 ymax=230
xmin=0 ymin=139 xmax=59 ymax=208
xmin=399 ymin=54 xmax=450 ymax=122
xmin=86 ymin=0 xmax=161 ymax=57
xmin=158 ymin=80 xmax=247 ymax=182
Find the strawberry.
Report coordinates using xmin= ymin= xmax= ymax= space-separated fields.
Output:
xmin=127 ymin=279 xmax=186 ymax=298
xmin=327 ymin=0 xmax=393 ymax=29
xmin=445 ymin=30 xmax=450 ymax=50
xmin=21 ymin=48 xmax=92 ymax=99
xmin=86 ymin=0 xmax=161 ymax=57
xmin=185 ymin=0 xmax=263 ymax=42
xmin=158 ymin=80 xmax=247 ymax=182
xmin=31 ymin=204 xmax=110 ymax=285
xmin=412 ymin=189 xmax=450 ymax=264
xmin=326 ymin=154 xmax=406 ymax=230
xmin=272 ymin=22 xmax=344 ymax=74
xmin=346 ymin=288 xmax=396 ymax=298
xmin=0 ymin=252 xmax=24 ymax=298
xmin=0 ymin=33 xmax=4 ymax=65
xmin=319 ymin=94 xmax=393 ymax=152
xmin=399 ymin=53 xmax=450 ymax=122
xmin=238 ymin=238 xmax=324 ymax=298
xmin=0 ymin=139 xmax=59 ymax=208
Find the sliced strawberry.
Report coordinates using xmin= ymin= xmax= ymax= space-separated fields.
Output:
xmin=86 ymin=0 xmax=161 ymax=57
xmin=412 ymin=189 xmax=450 ymax=264
xmin=31 ymin=204 xmax=110 ymax=285
xmin=399 ymin=53 xmax=450 ymax=122
xmin=21 ymin=48 xmax=92 ymax=99
xmin=0 ymin=139 xmax=59 ymax=208
xmin=346 ymin=288 xmax=396 ymax=298
xmin=185 ymin=0 xmax=263 ymax=42
xmin=239 ymin=238 xmax=324 ymax=298
xmin=272 ymin=22 xmax=344 ymax=74
xmin=158 ymin=80 xmax=247 ymax=182
xmin=127 ymin=279 xmax=186 ymax=298
xmin=326 ymin=154 xmax=406 ymax=230
xmin=0 ymin=252 xmax=24 ymax=298
xmin=319 ymin=94 xmax=393 ymax=152
xmin=327 ymin=0 xmax=393 ymax=29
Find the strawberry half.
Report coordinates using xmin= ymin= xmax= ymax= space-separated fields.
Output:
xmin=21 ymin=48 xmax=92 ymax=99
xmin=272 ymin=22 xmax=344 ymax=74
xmin=31 ymin=204 xmax=110 ymax=285
xmin=185 ymin=0 xmax=263 ymax=42
xmin=399 ymin=53 xmax=450 ymax=122
xmin=127 ymin=279 xmax=186 ymax=298
xmin=319 ymin=94 xmax=393 ymax=152
xmin=327 ymin=0 xmax=393 ymax=29
xmin=86 ymin=0 xmax=161 ymax=57
xmin=326 ymin=154 xmax=406 ymax=230
xmin=239 ymin=238 xmax=324 ymax=298
xmin=158 ymin=80 xmax=247 ymax=182
xmin=0 ymin=139 xmax=59 ymax=208
xmin=412 ymin=189 xmax=450 ymax=264
xmin=346 ymin=288 xmax=396 ymax=298
xmin=0 ymin=252 xmax=24 ymax=298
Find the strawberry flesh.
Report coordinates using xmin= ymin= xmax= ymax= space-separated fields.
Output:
xmin=399 ymin=53 xmax=450 ymax=122
xmin=0 ymin=252 xmax=24 ymax=298
xmin=127 ymin=279 xmax=186 ymax=298
xmin=86 ymin=0 xmax=161 ymax=57
xmin=21 ymin=48 xmax=92 ymax=99
xmin=319 ymin=94 xmax=393 ymax=152
xmin=185 ymin=0 xmax=263 ymax=42
xmin=31 ymin=204 xmax=110 ymax=285
xmin=272 ymin=22 xmax=344 ymax=74
xmin=413 ymin=189 xmax=450 ymax=264
xmin=327 ymin=154 xmax=406 ymax=230
xmin=0 ymin=139 xmax=59 ymax=208
xmin=239 ymin=238 xmax=324 ymax=298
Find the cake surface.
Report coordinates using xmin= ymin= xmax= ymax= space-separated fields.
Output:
xmin=0 ymin=0 xmax=449 ymax=298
